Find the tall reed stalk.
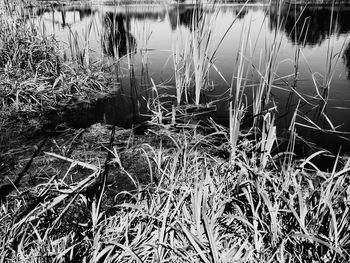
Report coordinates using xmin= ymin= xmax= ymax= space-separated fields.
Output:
xmin=68 ymin=18 xmax=94 ymax=67
xmin=172 ymin=6 xmax=192 ymax=105
xmin=252 ymin=1 xmax=283 ymax=129
xmin=2 ymin=2 xmax=350 ymax=262
xmin=297 ymin=2 xmax=347 ymax=134
xmin=229 ymin=26 xmax=249 ymax=162
xmin=191 ymin=0 xmax=219 ymax=105
xmin=318 ymin=1 xmax=348 ymax=115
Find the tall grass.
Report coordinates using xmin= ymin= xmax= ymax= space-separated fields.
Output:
xmin=67 ymin=15 xmax=97 ymax=68
xmin=227 ymin=2 xmax=282 ymax=164
xmin=0 ymin=1 xmax=113 ymax=113
xmin=1 ymin=125 xmax=349 ymax=262
xmin=191 ymin=0 xmax=219 ymax=105
xmin=0 ymin=4 xmax=58 ymax=78
xmin=1 ymin=0 xmax=350 ymax=262
xmin=251 ymin=2 xmax=284 ymax=130
xmin=172 ymin=7 xmax=192 ymax=105
xmin=288 ymin=2 xmax=350 ymax=138
xmin=228 ymin=23 xmax=249 ymax=162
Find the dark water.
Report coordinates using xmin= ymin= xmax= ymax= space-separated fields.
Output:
xmin=31 ymin=3 xmax=350 ymax=156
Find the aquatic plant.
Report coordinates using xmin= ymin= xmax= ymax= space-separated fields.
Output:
xmin=191 ymin=0 xmax=219 ymax=105
xmin=1 ymin=1 xmax=350 ymax=262
xmin=228 ymin=24 xmax=248 ymax=162
xmin=172 ymin=7 xmax=192 ymax=105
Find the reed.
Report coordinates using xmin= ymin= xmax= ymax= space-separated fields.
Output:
xmin=1 ymin=1 xmax=350 ymax=262
xmin=191 ymin=0 xmax=219 ymax=105
xmin=172 ymin=7 xmax=192 ymax=105
xmin=0 ymin=1 xmax=113 ymax=114
xmin=228 ymin=22 xmax=249 ymax=163
xmin=292 ymin=2 xmax=349 ymax=139
xmin=67 ymin=17 xmax=95 ymax=68
xmin=252 ymin=3 xmax=284 ymax=129
xmin=1 ymin=122 xmax=349 ymax=262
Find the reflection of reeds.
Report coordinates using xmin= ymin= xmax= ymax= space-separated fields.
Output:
xmin=2 ymin=2 xmax=350 ymax=262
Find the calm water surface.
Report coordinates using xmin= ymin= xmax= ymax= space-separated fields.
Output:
xmin=32 ymin=3 xmax=350 ymax=155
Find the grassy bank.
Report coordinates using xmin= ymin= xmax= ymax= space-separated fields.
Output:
xmin=1 ymin=0 xmax=350 ymax=262
xmin=0 ymin=0 xmax=115 ymax=204
xmin=1 ymin=122 xmax=350 ymax=262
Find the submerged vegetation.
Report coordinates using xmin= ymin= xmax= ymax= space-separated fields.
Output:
xmin=1 ymin=0 xmax=350 ymax=262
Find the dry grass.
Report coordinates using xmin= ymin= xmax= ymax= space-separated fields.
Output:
xmin=1 ymin=122 xmax=349 ymax=262
xmin=0 ymin=1 xmax=119 ymax=115
xmin=1 ymin=1 xmax=350 ymax=262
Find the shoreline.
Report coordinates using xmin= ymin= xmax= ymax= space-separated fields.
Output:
xmin=1 ymin=1 xmax=350 ymax=261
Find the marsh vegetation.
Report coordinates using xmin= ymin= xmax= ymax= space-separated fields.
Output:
xmin=1 ymin=0 xmax=350 ymax=262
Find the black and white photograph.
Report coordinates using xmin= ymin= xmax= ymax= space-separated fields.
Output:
xmin=1 ymin=0 xmax=350 ymax=261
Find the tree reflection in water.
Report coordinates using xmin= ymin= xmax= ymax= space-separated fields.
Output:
xmin=103 ymin=13 xmax=137 ymax=59
xmin=269 ymin=4 xmax=350 ymax=78
xmin=269 ymin=4 xmax=350 ymax=46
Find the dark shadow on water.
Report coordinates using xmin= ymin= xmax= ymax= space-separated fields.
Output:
xmin=44 ymin=63 xmax=150 ymax=132
xmin=44 ymin=92 xmax=147 ymax=131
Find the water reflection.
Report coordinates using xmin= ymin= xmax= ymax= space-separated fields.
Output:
xmin=34 ymin=6 xmax=96 ymax=29
xmin=168 ymin=6 xmax=195 ymax=30
xmin=269 ymin=4 xmax=350 ymax=79
xmin=45 ymin=69 xmax=148 ymax=130
xmin=343 ymin=42 xmax=350 ymax=78
xmin=270 ymin=4 xmax=350 ymax=46
xmin=168 ymin=5 xmax=248 ymax=30
xmin=60 ymin=7 xmax=94 ymax=28
xmin=124 ymin=8 xmax=166 ymax=21
xmin=32 ymin=4 xmax=350 ymax=51
xmin=31 ymin=4 xmax=350 ymax=154
xmin=103 ymin=13 xmax=137 ymax=58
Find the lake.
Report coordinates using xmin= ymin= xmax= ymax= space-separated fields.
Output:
xmin=30 ymin=2 xmax=350 ymax=156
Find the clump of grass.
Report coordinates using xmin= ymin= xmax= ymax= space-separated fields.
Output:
xmin=0 ymin=0 xmax=59 ymax=76
xmin=0 ymin=1 xmax=115 ymax=114
xmin=172 ymin=7 xmax=192 ymax=106
xmin=191 ymin=1 xmax=219 ymax=105
xmin=0 ymin=20 xmax=59 ymax=79
xmin=171 ymin=0 xmax=222 ymax=106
